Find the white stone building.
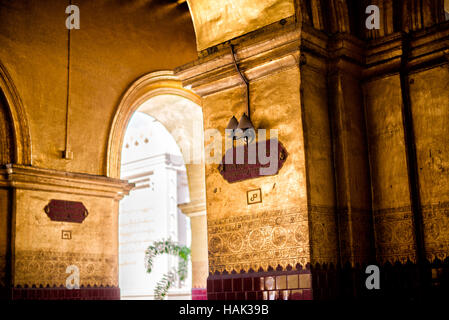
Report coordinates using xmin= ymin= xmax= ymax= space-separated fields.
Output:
xmin=118 ymin=112 xmax=191 ymax=300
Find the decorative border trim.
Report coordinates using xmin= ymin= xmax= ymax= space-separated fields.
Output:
xmin=0 ymin=164 xmax=132 ymax=199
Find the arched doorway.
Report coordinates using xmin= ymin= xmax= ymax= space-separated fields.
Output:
xmin=0 ymin=88 xmax=14 ymax=298
xmin=0 ymin=62 xmax=31 ymax=299
xmin=119 ymin=112 xmax=192 ymax=299
xmin=0 ymin=62 xmax=31 ymax=166
xmin=108 ymin=71 xmax=208 ymax=300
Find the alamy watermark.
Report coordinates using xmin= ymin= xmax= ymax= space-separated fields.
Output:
xmin=205 ymin=128 xmax=280 ymax=176
xmin=66 ymin=5 xmax=80 ymax=30
xmin=66 ymin=264 xmax=80 ymax=289
xmin=365 ymin=265 xmax=380 ymax=290
xmin=366 ymin=5 xmax=380 ymax=30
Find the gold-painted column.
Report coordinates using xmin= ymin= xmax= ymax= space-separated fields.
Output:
xmin=299 ymin=46 xmax=339 ymax=267
xmin=0 ymin=165 xmax=132 ymax=292
xmin=181 ymin=162 xmax=208 ymax=291
xmin=176 ymin=19 xmax=312 ymax=274
xmin=328 ymin=37 xmax=375 ymax=266
xmin=179 ymin=203 xmax=208 ymax=290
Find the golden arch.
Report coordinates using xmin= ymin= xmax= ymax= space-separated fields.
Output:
xmin=106 ymin=70 xmax=201 ymax=178
xmin=0 ymin=61 xmax=31 ymax=165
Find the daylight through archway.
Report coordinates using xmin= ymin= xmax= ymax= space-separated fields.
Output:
xmin=118 ymin=94 xmax=207 ymax=300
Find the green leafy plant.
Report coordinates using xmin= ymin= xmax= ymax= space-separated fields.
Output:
xmin=144 ymin=238 xmax=191 ymax=300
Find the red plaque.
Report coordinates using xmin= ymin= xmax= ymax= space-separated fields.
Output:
xmin=218 ymin=139 xmax=288 ymax=183
xmin=44 ymin=200 xmax=88 ymax=223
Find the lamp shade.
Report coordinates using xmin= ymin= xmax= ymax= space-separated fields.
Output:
xmin=226 ymin=116 xmax=239 ymax=130
xmin=237 ymin=113 xmax=254 ymax=131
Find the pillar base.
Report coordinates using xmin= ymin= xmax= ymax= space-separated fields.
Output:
xmin=191 ymin=288 xmax=207 ymax=300
xmin=1 ymin=286 xmax=120 ymax=300
xmin=206 ymin=269 xmax=313 ymax=301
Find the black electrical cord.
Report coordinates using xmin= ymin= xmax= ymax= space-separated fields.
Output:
xmin=230 ymin=44 xmax=250 ymax=120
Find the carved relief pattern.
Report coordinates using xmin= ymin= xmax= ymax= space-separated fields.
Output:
xmin=208 ymin=201 xmax=449 ymax=273
xmin=13 ymin=251 xmax=117 ymax=287
xmin=422 ymin=202 xmax=449 ymax=262
xmin=337 ymin=207 xmax=373 ymax=265
xmin=373 ymin=206 xmax=417 ymax=264
xmin=207 ymin=207 xmax=311 ymax=274
xmin=308 ymin=205 xmax=339 ymax=265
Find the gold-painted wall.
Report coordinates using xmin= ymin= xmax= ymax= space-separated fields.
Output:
xmin=0 ymin=0 xmax=197 ymax=176
xmin=329 ymin=69 xmax=373 ymax=265
xmin=363 ymin=65 xmax=449 ymax=265
xmin=363 ymin=75 xmax=417 ymax=263
xmin=13 ymin=189 xmax=118 ymax=286
xmin=409 ymin=66 xmax=449 ymax=262
xmin=0 ymin=0 xmax=448 ymax=298
xmin=203 ymin=66 xmax=310 ymax=273
xmin=187 ymin=0 xmax=295 ymax=51
xmin=0 ymin=165 xmax=131 ymax=288
xmin=300 ymin=56 xmax=339 ymax=265
xmin=0 ymin=0 xmax=196 ymax=290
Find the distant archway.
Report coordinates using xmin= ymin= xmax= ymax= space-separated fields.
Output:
xmin=108 ymin=71 xmax=208 ymax=300
xmin=119 ymin=112 xmax=192 ymax=299
xmin=107 ymin=71 xmax=201 ymax=179
xmin=0 ymin=61 xmax=32 ymax=298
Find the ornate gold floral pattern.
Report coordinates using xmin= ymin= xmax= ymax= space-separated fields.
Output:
xmin=337 ymin=207 xmax=373 ymax=265
xmin=308 ymin=205 xmax=339 ymax=265
xmin=207 ymin=207 xmax=310 ymax=274
xmin=13 ymin=250 xmax=117 ymax=287
xmin=207 ymin=202 xmax=449 ymax=274
xmin=423 ymin=202 xmax=449 ymax=262
xmin=373 ymin=206 xmax=417 ymax=263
